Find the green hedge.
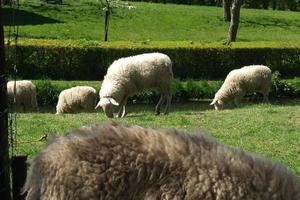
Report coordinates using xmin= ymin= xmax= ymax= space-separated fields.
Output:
xmin=32 ymin=77 xmax=300 ymax=107
xmin=8 ymin=39 xmax=300 ymax=80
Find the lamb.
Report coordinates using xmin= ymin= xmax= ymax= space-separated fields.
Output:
xmin=210 ymin=65 xmax=272 ymax=110
xmin=23 ymin=121 xmax=300 ymax=200
xmin=56 ymin=86 xmax=97 ymax=114
xmin=7 ymin=80 xmax=38 ymax=112
xmin=95 ymin=52 xmax=173 ymax=118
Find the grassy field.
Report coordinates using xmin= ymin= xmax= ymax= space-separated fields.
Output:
xmin=14 ymin=101 xmax=300 ymax=176
xmin=4 ymin=0 xmax=300 ymax=180
xmin=3 ymin=0 xmax=300 ymax=42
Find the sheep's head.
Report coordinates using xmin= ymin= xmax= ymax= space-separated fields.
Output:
xmin=95 ymin=98 xmax=119 ymax=118
xmin=210 ymin=98 xmax=224 ymax=110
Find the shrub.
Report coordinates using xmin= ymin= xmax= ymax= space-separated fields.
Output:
xmin=271 ymin=71 xmax=296 ymax=98
xmin=9 ymin=39 xmax=300 ymax=80
xmin=31 ymin=78 xmax=300 ymax=107
xmin=34 ymin=80 xmax=61 ymax=107
xmin=171 ymin=79 xmax=189 ymax=102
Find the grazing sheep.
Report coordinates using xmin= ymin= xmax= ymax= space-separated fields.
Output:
xmin=56 ymin=86 xmax=97 ymax=114
xmin=7 ymin=80 xmax=38 ymax=112
xmin=23 ymin=122 xmax=300 ymax=200
xmin=210 ymin=65 xmax=272 ymax=110
xmin=95 ymin=52 xmax=173 ymax=118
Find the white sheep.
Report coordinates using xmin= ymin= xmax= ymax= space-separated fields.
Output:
xmin=23 ymin=121 xmax=300 ymax=200
xmin=56 ymin=86 xmax=97 ymax=114
xmin=95 ymin=52 xmax=173 ymax=118
xmin=210 ymin=65 xmax=272 ymax=110
xmin=7 ymin=80 xmax=38 ymax=112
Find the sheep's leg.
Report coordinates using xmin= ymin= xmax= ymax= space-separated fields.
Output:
xmin=261 ymin=89 xmax=270 ymax=103
xmin=22 ymin=103 xmax=26 ymax=112
xmin=233 ymin=97 xmax=241 ymax=107
xmin=164 ymin=93 xmax=172 ymax=115
xmin=117 ymin=99 xmax=125 ymax=118
xmin=117 ymin=96 xmax=128 ymax=118
xmin=263 ymin=93 xmax=269 ymax=103
xmin=121 ymin=97 xmax=128 ymax=118
xmin=155 ymin=95 xmax=165 ymax=115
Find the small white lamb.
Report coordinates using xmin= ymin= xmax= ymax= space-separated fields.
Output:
xmin=210 ymin=65 xmax=272 ymax=110
xmin=95 ymin=52 xmax=173 ymax=118
xmin=7 ymin=80 xmax=38 ymax=112
xmin=56 ymin=86 xmax=97 ymax=114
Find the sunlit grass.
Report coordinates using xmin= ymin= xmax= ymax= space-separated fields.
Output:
xmin=15 ymin=100 xmax=300 ymax=176
xmin=4 ymin=0 xmax=300 ymax=42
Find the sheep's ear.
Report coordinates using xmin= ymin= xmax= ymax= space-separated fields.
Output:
xmin=95 ymin=101 xmax=101 ymax=109
xmin=109 ymin=98 xmax=119 ymax=106
xmin=210 ymin=99 xmax=217 ymax=106
xmin=95 ymin=98 xmax=109 ymax=109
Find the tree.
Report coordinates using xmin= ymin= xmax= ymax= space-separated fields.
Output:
xmin=228 ymin=0 xmax=243 ymax=42
xmin=102 ymin=0 xmax=111 ymax=42
xmin=223 ymin=0 xmax=232 ymax=21
xmin=101 ymin=0 xmax=135 ymax=42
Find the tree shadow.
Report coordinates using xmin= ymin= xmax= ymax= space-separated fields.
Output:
xmin=242 ymin=17 xmax=300 ymax=29
xmin=128 ymin=101 xmax=214 ymax=113
xmin=2 ymin=8 xmax=61 ymax=26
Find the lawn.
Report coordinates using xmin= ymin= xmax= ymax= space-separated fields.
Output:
xmin=14 ymin=101 xmax=300 ymax=176
xmin=4 ymin=0 xmax=299 ymax=180
xmin=3 ymin=0 xmax=300 ymax=42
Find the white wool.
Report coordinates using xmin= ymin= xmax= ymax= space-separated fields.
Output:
xmin=97 ymin=52 xmax=173 ymax=118
xmin=7 ymin=80 xmax=38 ymax=112
xmin=211 ymin=65 xmax=272 ymax=110
xmin=56 ymin=86 xmax=97 ymax=114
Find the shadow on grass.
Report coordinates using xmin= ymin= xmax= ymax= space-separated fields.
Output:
xmin=270 ymin=98 xmax=300 ymax=106
xmin=242 ymin=17 xmax=300 ymax=29
xmin=3 ymin=8 xmax=61 ymax=26
xmin=30 ymin=98 xmax=300 ymax=114
xmin=128 ymin=101 xmax=213 ymax=113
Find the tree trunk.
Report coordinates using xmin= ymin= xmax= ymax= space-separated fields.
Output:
xmin=223 ymin=0 xmax=231 ymax=21
xmin=262 ymin=0 xmax=270 ymax=9
xmin=271 ymin=0 xmax=277 ymax=10
xmin=104 ymin=9 xmax=110 ymax=42
xmin=228 ymin=0 xmax=243 ymax=42
xmin=0 ymin=1 xmax=12 ymax=200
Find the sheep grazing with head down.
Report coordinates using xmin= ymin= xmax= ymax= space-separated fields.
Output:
xmin=23 ymin=121 xmax=300 ymax=200
xmin=7 ymin=80 xmax=38 ymax=112
xmin=210 ymin=65 xmax=272 ymax=110
xmin=56 ymin=86 xmax=97 ymax=114
xmin=95 ymin=52 xmax=173 ymax=118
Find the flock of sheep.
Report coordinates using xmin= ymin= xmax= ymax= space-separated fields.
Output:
xmin=8 ymin=52 xmax=272 ymax=117
xmin=8 ymin=52 xmax=299 ymax=199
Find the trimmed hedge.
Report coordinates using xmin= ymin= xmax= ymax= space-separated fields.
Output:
xmin=8 ymin=39 xmax=300 ymax=80
xmin=32 ymin=77 xmax=300 ymax=107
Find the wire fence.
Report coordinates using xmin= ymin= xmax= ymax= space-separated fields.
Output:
xmin=0 ymin=0 xmax=21 ymax=198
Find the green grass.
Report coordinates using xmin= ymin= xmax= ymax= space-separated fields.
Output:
xmin=4 ymin=0 xmax=300 ymax=42
xmin=14 ymin=101 xmax=300 ymax=176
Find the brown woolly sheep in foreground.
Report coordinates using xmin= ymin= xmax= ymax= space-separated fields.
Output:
xmin=23 ymin=122 xmax=300 ymax=200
